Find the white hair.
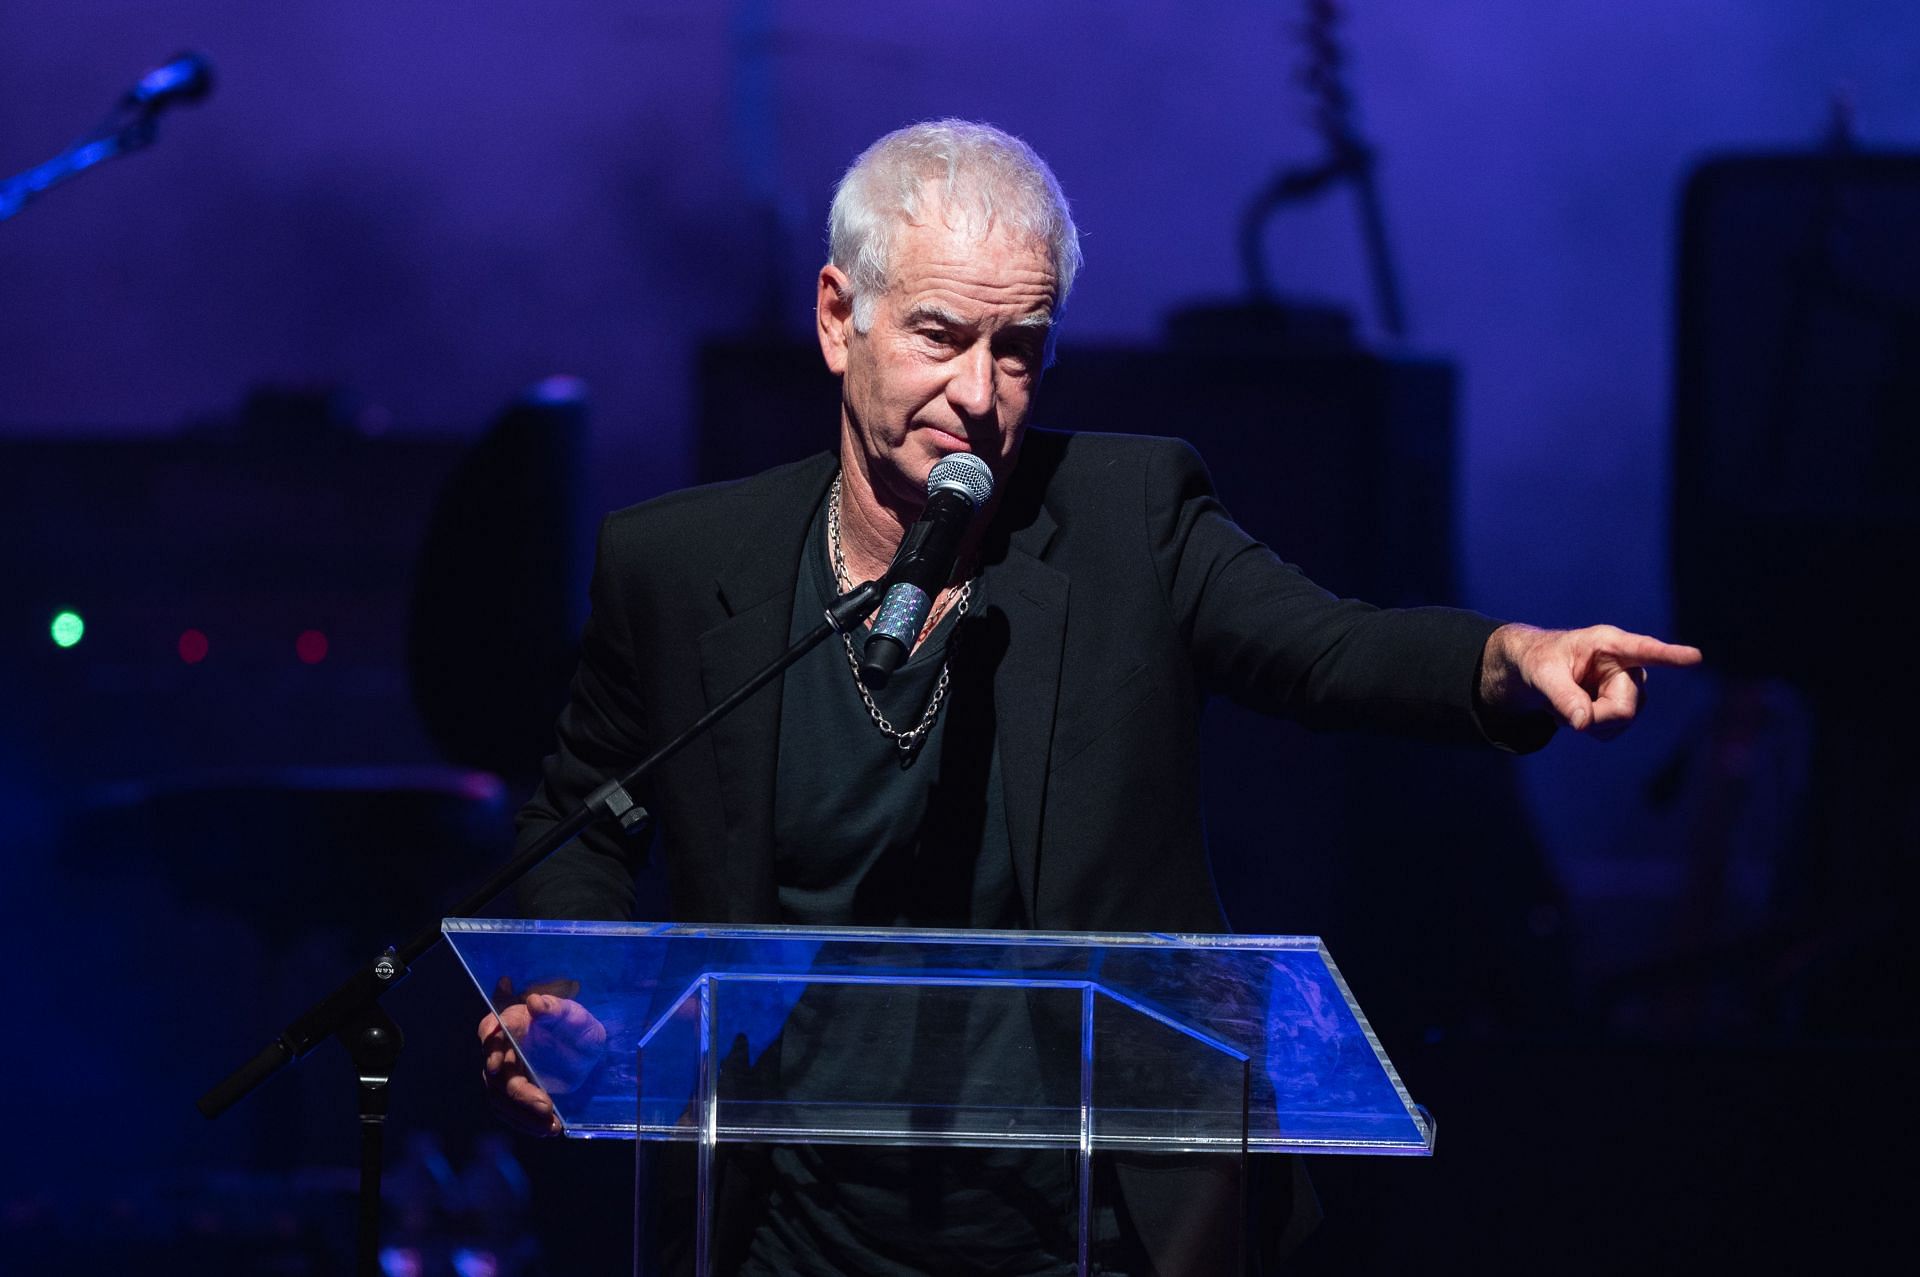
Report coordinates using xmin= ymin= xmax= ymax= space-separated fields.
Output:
xmin=827 ymin=120 xmax=1083 ymax=356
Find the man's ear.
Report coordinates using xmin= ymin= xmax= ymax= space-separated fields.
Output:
xmin=817 ymin=265 xmax=853 ymax=375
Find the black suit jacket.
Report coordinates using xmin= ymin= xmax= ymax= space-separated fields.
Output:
xmin=519 ymin=428 xmax=1510 ymax=931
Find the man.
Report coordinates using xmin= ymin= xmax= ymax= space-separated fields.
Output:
xmin=481 ymin=120 xmax=1700 ymax=1272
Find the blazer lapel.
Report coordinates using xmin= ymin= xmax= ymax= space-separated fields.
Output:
xmin=989 ymin=501 xmax=1066 ymax=922
xmin=697 ymin=453 xmax=838 ymax=921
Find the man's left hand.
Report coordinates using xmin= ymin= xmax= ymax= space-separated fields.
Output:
xmin=1480 ymin=623 xmax=1702 ymax=741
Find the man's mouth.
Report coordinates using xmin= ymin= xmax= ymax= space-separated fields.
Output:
xmin=924 ymin=424 xmax=975 ymax=452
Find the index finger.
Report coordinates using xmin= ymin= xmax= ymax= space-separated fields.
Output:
xmin=1601 ymin=632 xmax=1702 ymax=669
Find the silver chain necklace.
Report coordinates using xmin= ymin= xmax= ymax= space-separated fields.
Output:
xmin=828 ymin=474 xmax=972 ymax=755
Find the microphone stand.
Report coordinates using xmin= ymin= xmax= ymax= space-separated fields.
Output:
xmin=0 ymin=52 xmax=212 ymax=223
xmin=198 ymin=579 xmax=884 ymax=1277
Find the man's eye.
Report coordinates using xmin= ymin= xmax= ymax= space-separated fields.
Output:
xmin=919 ymin=329 xmax=955 ymax=347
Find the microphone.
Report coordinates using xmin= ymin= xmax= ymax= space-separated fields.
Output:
xmin=122 ymin=52 xmax=215 ymax=113
xmin=0 ymin=51 xmax=215 ymax=225
xmin=857 ymin=453 xmax=994 ymax=688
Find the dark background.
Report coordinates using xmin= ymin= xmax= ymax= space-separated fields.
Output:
xmin=3 ymin=3 xmax=1915 ymax=1272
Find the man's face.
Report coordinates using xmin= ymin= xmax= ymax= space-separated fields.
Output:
xmin=818 ymin=206 xmax=1057 ymax=510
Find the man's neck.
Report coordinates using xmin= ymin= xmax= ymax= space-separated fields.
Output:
xmin=833 ymin=435 xmax=994 ymax=590
xmin=833 ymin=441 xmax=915 ymax=587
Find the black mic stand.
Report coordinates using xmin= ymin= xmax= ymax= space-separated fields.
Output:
xmin=0 ymin=52 xmax=213 ymax=223
xmin=198 ymin=579 xmax=884 ymax=1277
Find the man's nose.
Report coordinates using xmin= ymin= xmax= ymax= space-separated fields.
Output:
xmin=946 ymin=342 xmax=995 ymax=422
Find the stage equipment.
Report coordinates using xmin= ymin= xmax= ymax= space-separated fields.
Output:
xmin=408 ymin=377 xmax=593 ymax=783
xmin=1 ymin=416 xmax=467 ymax=783
xmin=0 ymin=51 xmax=212 ymax=222
xmin=1663 ymin=146 xmax=1920 ymax=1039
xmin=1239 ymin=0 xmax=1405 ymax=338
xmin=1671 ymin=151 xmax=1920 ymax=688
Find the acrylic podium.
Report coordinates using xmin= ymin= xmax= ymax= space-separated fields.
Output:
xmin=444 ymin=921 xmax=1434 ymax=1275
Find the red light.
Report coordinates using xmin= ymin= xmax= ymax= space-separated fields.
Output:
xmin=296 ymin=629 xmax=329 ymax=664
xmin=178 ymin=629 xmax=209 ymax=664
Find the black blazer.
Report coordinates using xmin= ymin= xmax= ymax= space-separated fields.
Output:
xmin=519 ymin=428 xmax=1508 ymax=930
xmin=515 ymin=429 xmax=1522 ymax=1273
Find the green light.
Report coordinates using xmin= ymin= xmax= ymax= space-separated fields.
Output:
xmin=50 ymin=610 xmax=85 ymax=648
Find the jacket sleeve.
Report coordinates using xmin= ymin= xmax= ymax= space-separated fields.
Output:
xmin=1144 ymin=436 xmax=1551 ymax=749
xmin=513 ymin=516 xmax=654 ymax=921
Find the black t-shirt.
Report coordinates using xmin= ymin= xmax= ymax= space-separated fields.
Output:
xmin=738 ymin=494 xmax=1084 ymax=1276
xmin=772 ymin=493 xmax=1018 ymax=931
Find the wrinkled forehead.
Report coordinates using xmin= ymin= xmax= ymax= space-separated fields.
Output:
xmin=885 ymin=205 xmax=1057 ymax=299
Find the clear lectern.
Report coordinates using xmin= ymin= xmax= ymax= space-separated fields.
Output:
xmin=444 ymin=921 xmax=1433 ymax=1275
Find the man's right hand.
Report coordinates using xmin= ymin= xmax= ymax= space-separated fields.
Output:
xmin=478 ymin=992 xmax=608 ymax=1137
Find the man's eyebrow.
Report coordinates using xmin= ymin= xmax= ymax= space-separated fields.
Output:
xmin=902 ymin=303 xmax=969 ymax=328
xmin=899 ymin=303 xmax=1053 ymax=332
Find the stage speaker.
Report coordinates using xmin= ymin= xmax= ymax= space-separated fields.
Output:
xmin=408 ymin=377 xmax=593 ymax=784
xmin=1671 ymin=152 xmax=1920 ymax=690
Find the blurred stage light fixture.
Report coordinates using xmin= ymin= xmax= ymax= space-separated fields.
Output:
xmin=295 ymin=629 xmax=329 ymax=664
xmin=50 ymin=610 xmax=85 ymax=647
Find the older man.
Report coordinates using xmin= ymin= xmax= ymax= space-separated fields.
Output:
xmin=483 ymin=120 xmax=1699 ymax=1273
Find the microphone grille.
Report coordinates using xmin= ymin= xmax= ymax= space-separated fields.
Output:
xmin=926 ymin=453 xmax=994 ymax=509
